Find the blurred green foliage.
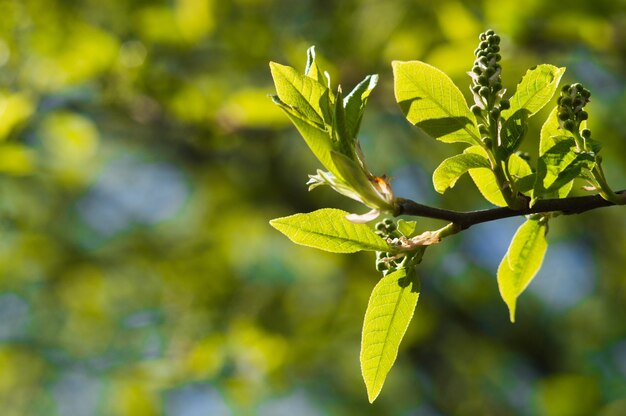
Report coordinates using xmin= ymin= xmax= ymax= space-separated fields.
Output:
xmin=0 ymin=0 xmax=624 ymax=414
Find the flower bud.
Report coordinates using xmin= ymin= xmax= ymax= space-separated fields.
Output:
xmin=500 ymin=99 xmax=510 ymax=110
xmin=581 ymin=129 xmax=591 ymax=139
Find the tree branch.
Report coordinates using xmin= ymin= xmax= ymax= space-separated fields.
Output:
xmin=394 ymin=190 xmax=626 ymax=230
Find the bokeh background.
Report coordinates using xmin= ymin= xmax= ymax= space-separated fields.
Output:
xmin=0 ymin=0 xmax=625 ymax=414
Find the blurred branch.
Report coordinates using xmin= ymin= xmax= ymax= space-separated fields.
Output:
xmin=395 ymin=190 xmax=626 ymax=230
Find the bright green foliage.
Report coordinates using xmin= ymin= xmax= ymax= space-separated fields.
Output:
xmin=464 ymin=146 xmax=533 ymax=206
xmin=270 ymin=209 xmax=389 ymax=253
xmin=361 ymin=267 xmax=420 ymax=402
xmin=270 ymin=61 xmax=331 ymax=125
xmin=497 ymin=218 xmax=548 ymax=322
xmin=344 ymin=75 xmax=379 ymax=139
xmin=396 ymin=219 xmax=417 ymax=238
xmin=502 ymin=65 xmax=565 ymax=119
xmin=433 ymin=153 xmax=490 ymax=193
xmin=392 ymin=61 xmax=480 ymax=145
xmin=269 ymin=28 xmax=624 ymax=405
xmin=533 ymin=139 xmax=594 ymax=202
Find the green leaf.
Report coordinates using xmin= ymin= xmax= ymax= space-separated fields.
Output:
xmin=344 ymin=74 xmax=378 ymax=139
xmin=333 ymin=87 xmax=354 ymax=159
xmin=432 ymin=153 xmax=490 ymax=194
xmin=501 ymin=110 xmax=529 ymax=154
xmin=396 ymin=219 xmax=417 ymax=238
xmin=270 ymin=209 xmax=389 ymax=253
xmin=361 ymin=267 xmax=420 ymax=402
xmin=304 ymin=46 xmax=327 ymax=85
xmin=497 ymin=218 xmax=548 ymax=322
xmin=540 ymin=107 xmax=570 ymax=155
xmin=533 ymin=139 xmax=594 ymax=201
xmin=392 ymin=60 xmax=480 ymax=144
xmin=271 ymin=96 xmax=337 ymax=174
xmin=270 ymin=61 xmax=331 ymax=125
xmin=465 ymin=147 xmax=533 ymax=206
xmin=502 ymin=65 xmax=565 ymax=120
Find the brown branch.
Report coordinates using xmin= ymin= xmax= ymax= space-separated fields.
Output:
xmin=394 ymin=190 xmax=626 ymax=230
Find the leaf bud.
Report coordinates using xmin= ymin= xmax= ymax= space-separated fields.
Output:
xmin=563 ymin=120 xmax=576 ymax=131
xmin=558 ymin=111 xmax=570 ymax=121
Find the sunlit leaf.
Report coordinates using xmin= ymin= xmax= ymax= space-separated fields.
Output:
xmin=271 ymin=96 xmax=337 ymax=174
xmin=361 ymin=267 xmax=419 ymax=402
xmin=396 ymin=219 xmax=417 ymax=237
xmin=269 ymin=209 xmax=389 ymax=253
xmin=497 ymin=218 xmax=548 ymax=322
xmin=344 ymin=74 xmax=378 ymax=138
xmin=502 ymin=65 xmax=565 ymax=119
xmin=270 ymin=61 xmax=331 ymax=124
xmin=432 ymin=152 xmax=490 ymax=193
xmin=533 ymin=139 xmax=594 ymax=202
xmin=392 ymin=60 xmax=480 ymax=144
xmin=465 ymin=146 xmax=533 ymax=206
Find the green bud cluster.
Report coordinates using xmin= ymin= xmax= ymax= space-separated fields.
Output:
xmin=557 ymin=83 xmax=591 ymax=134
xmin=469 ymin=30 xmax=508 ymax=116
xmin=374 ymin=219 xmax=403 ymax=276
xmin=468 ymin=30 xmax=509 ymax=147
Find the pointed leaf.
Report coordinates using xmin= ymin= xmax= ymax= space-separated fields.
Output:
xmin=497 ymin=218 xmax=548 ymax=322
xmin=393 ymin=60 xmax=480 ymax=144
xmin=271 ymin=96 xmax=337 ymax=174
xmin=432 ymin=152 xmax=490 ymax=193
xmin=361 ymin=267 xmax=420 ymax=402
xmin=270 ymin=209 xmax=389 ymax=253
xmin=502 ymin=65 xmax=565 ymax=120
xmin=344 ymin=74 xmax=378 ymax=138
xmin=270 ymin=61 xmax=331 ymax=124
xmin=304 ymin=46 xmax=326 ymax=84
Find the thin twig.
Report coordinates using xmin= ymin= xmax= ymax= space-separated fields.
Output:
xmin=394 ymin=190 xmax=625 ymax=230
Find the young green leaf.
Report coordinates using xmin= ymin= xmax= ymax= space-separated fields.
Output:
xmin=270 ymin=61 xmax=332 ymax=125
xmin=392 ymin=60 xmax=480 ymax=145
xmin=497 ymin=218 xmax=548 ymax=322
xmin=270 ymin=209 xmax=389 ymax=253
xmin=361 ymin=267 xmax=420 ymax=402
xmin=344 ymin=74 xmax=378 ymax=139
xmin=432 ymin=153 xmax=490 ymax=194
xmin=540 ymin=107 xmax=570 ymax=155
xmin=271 ymin=96 xmax=337 ymax=174
xmin=304 ymin=46 xmax=327 ymax=85
xmin=465 ymin=147 xmax=533 ymax=206
xmin=396 ymin=219 xmax=417 ymax=238
xmin=533 ymin=139 xmax=594 ymax=202
xmin=502 ymin=65 xmax=565 ymax=120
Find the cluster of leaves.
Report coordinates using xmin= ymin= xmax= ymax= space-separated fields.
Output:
xmin=269 ymin=30 xmax=622 ymax=402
